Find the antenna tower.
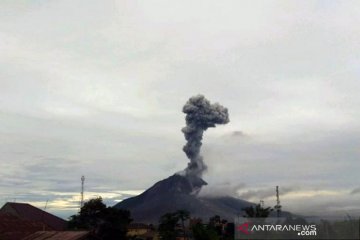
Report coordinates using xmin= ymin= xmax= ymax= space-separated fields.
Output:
xmin=274 ymin=186 xmax=281 ymax=217
xmin=80 ymin=176 xmax=85 ymax=209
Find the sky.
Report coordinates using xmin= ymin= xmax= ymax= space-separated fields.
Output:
xmin=0 ymin=0 xmax=360 ymax=219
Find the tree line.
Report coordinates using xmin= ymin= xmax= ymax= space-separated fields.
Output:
xmin=67 ymin=197 xmax=275 ymax=240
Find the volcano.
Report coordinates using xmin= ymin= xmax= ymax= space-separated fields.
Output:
xmin=114 ymin=174 xmax=253 ymax=223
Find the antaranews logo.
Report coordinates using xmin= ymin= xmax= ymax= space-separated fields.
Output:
xmin=236 ymin=217 xmax=360 ymax=240
xmin=250 ymin=223 xmax=317 ymax=235
xmin=237 ymin=222 xmax=251 ymax=235
xmin=235 ymin=218 xmax=317 ymax=239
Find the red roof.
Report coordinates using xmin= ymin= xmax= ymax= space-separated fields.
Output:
xmin=0 ymin=202 xmax=67 ymax=231
xmin=0 ymin=213 xmax=51 ymax=240
xmin=22 ymin=231 xmax=89 ymax=240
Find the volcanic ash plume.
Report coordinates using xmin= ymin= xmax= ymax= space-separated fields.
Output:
xmin=182 ymin=95 xmax=229 ymax=178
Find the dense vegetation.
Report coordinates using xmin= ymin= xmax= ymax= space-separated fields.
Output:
xmin=68 ymin=197 xmax=132 ymax=240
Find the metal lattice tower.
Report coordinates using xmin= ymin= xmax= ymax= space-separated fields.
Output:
xmin=274 ymin=186 xmax=281 ymax=217
xmin=80 ymin=176 xmax=85 ymax=209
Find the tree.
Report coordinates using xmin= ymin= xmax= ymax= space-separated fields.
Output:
xmin=242 ymin=203 xmax=273 ymax=218
xmin=158 ymin=210 xmax=191 ymax=240
xmin=175 ymin=210 xmax=190 ymax=239
xmin=68 ymin=197 xmax=106 ymax=230
xmin=192 ymin=222 xmax=219 ymax=240
xmin=189 ymin=215 xmax=234 ymax=240
xmin=68 ymin=197 xmax=132 ymax=240
xmin=223 ymin=222 xmax=235 ymax=240
xmin=158 ymin=212 xmax=179 ymax=240
xmin=208 ymin=215 xmax=222 ymax=235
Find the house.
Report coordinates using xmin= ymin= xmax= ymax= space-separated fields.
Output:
xmin=0 ymin=202 xmax=92 ymax=240
xmin=127 ymin=223 xmax=158 ymax=240
xmin=0 ymin=212 xmax=51 ymax=240
xmin=0 ymin=202 xmax=67 ymax=231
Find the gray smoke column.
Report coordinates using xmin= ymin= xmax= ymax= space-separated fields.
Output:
xmin=182 ymin=95 xmax=229 ymax=178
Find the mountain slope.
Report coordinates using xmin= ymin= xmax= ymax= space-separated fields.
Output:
xmin=114 ymin=174 xmax=253 ymax=223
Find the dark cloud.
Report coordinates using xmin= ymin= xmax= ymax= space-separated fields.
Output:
xmin=350 ymin=188 xmax=360 ymax=195
xmin=231 ymin=131 xmax=246 ymax=137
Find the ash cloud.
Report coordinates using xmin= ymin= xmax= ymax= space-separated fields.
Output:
xmin=199 ymin=182 xmax=246 ymax=197
xmin=238 ymin=186 xmax=297 ymax=200
xmin=182 ymin=95 xmax=229 ymax=178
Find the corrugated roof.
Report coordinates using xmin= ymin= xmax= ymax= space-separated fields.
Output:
xmin=22 ymin=231 xmax=89 ymax=240
xmin=0 ymin=202 xmax=67 ymax=231
xmin=0 ymin=213 xmax=51 ymax=240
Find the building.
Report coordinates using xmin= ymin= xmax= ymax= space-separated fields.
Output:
xmin=127 ymin=223 xmax=158 ymax=240
xmin=0 ymin=202 xmax=67 ymax=231
xmin=0 ymin=212 xmax=51 ymax=240
xmin=0 ymin=203 xmax=91 ymax=240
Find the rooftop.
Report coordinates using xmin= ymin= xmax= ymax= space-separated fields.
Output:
xmin=0 ymin=202 xmax=67 ymax=231
xmin=22 ymin=231 xmax=89 ymax=240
